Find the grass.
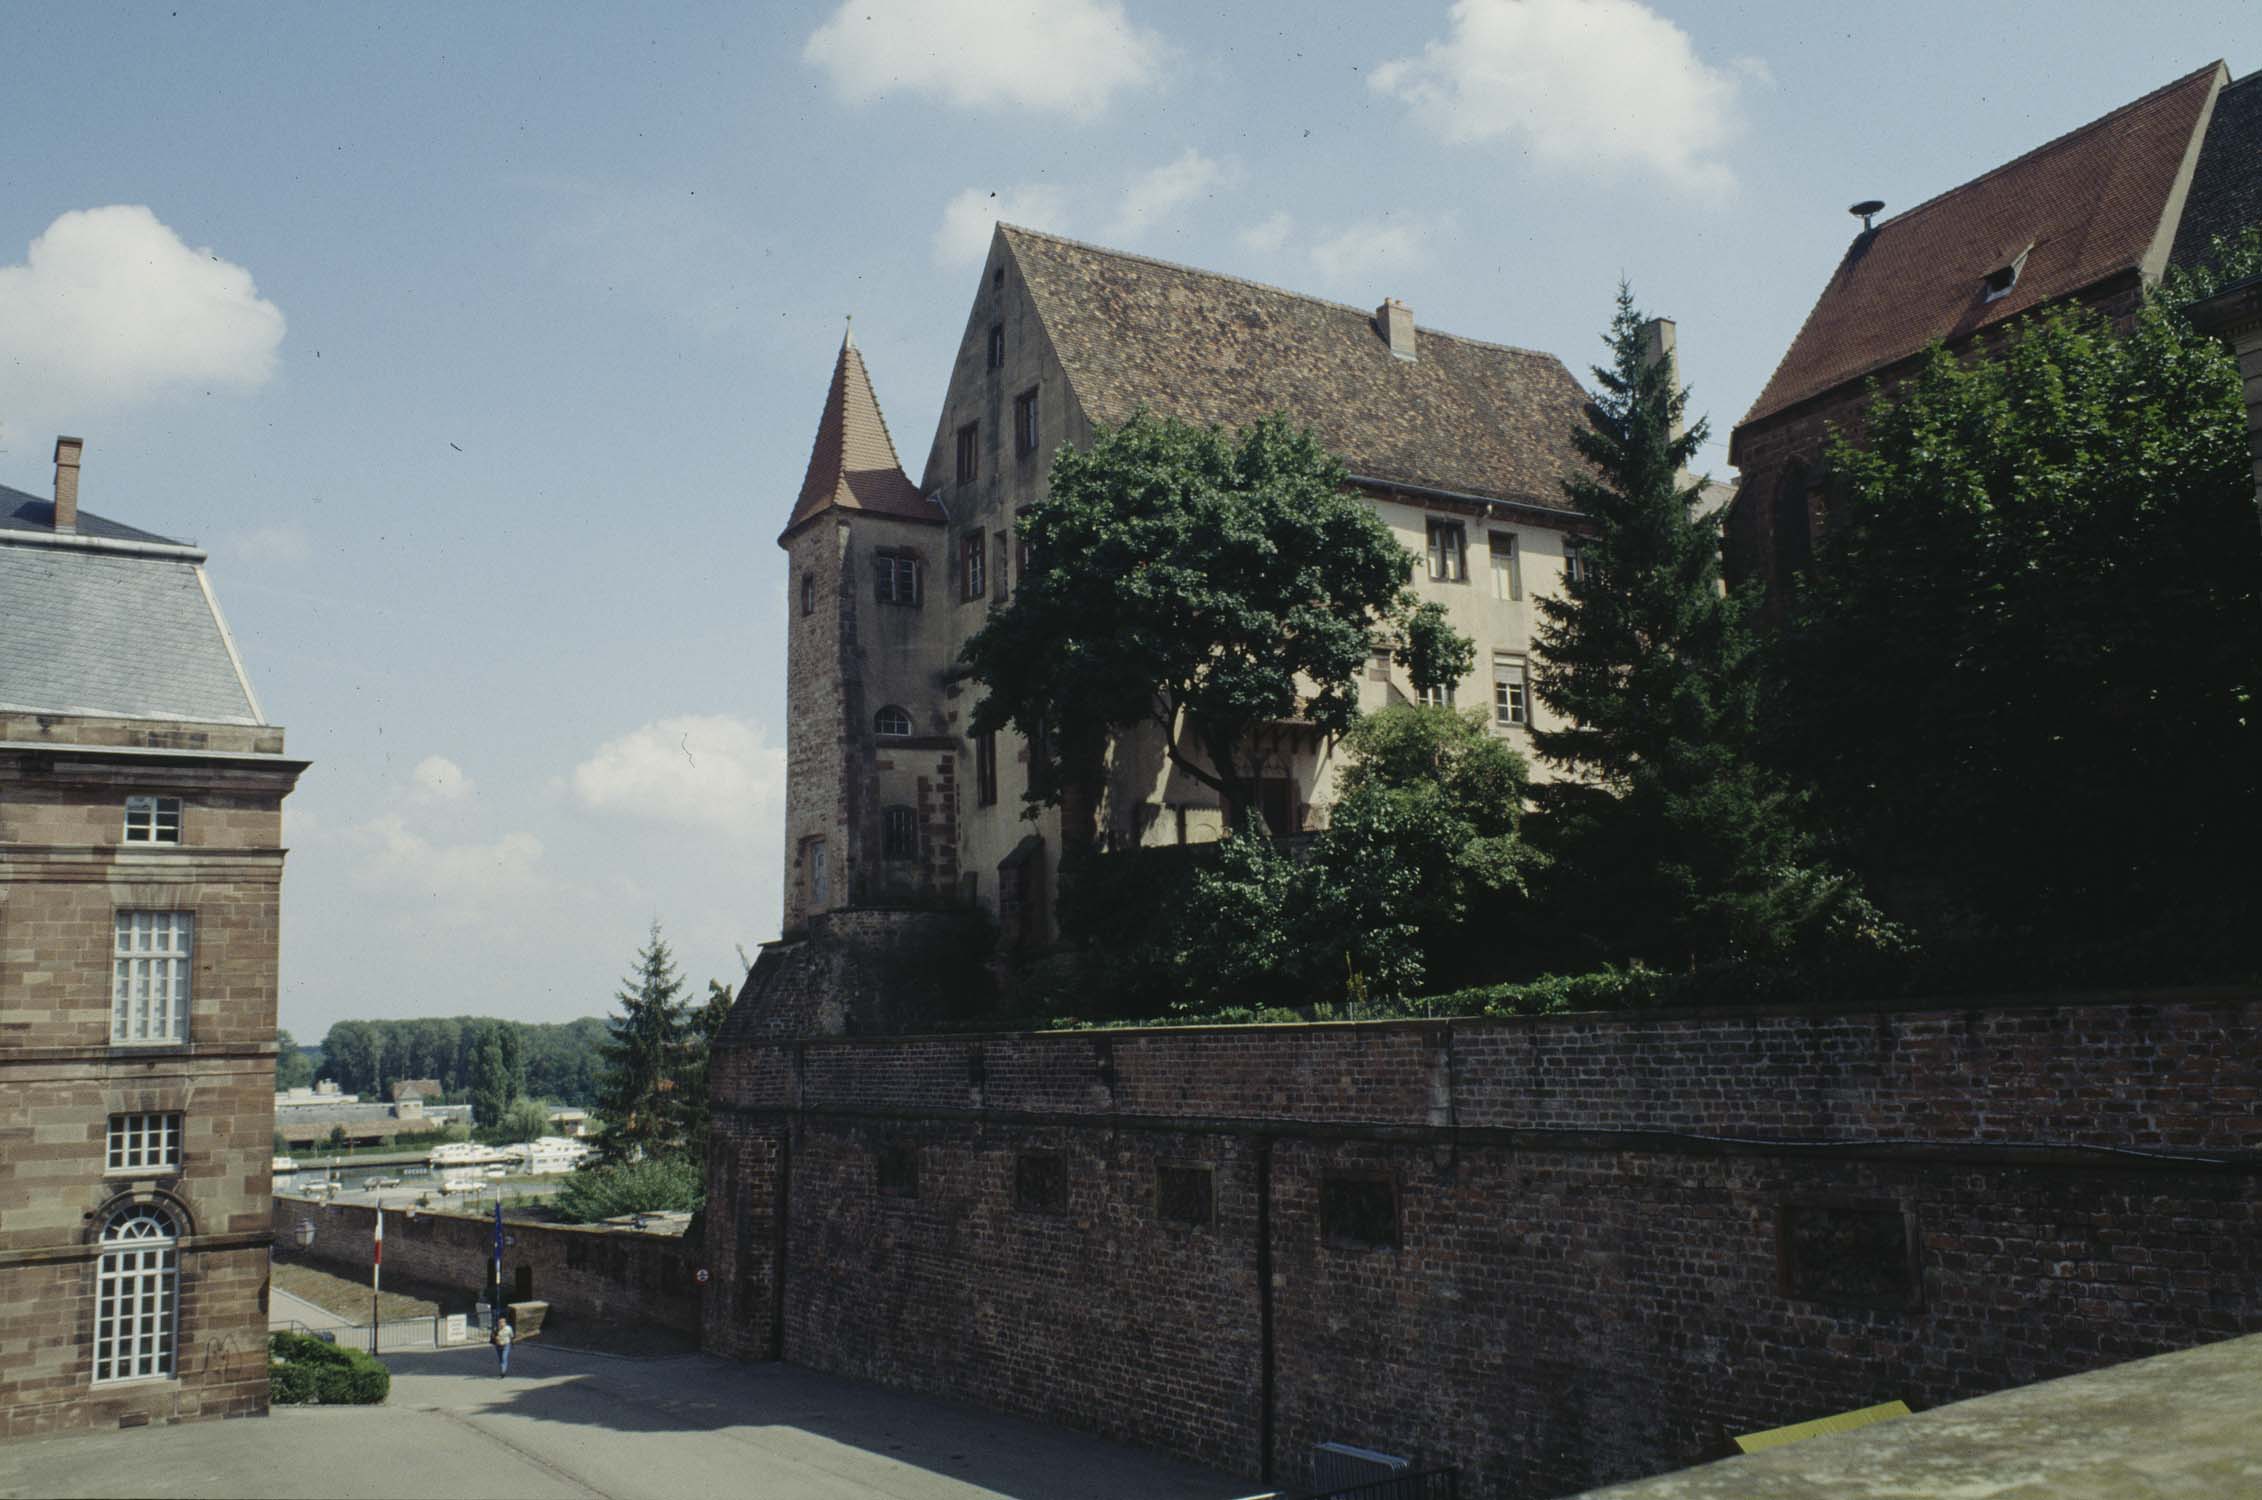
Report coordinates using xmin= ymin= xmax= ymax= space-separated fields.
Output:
xmin=271 ymin=1260 xmax=449 ymax=1323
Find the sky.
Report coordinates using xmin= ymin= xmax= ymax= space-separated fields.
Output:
xmin=4 ymin=1 xmax=2254 ymax=1040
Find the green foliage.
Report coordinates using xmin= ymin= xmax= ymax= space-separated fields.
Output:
xmin=1533 ymin=283 xmax=1845 ymax=967
xmin=550 ymin=1155 xmax=704 ymax=1224
xmin=274 ymin=1030 xmax=316 ymax=1091
xmin=594 ymin=923 xmax=691 ymax=1164
xmin=469 ymin=1023 xmax=521 ymax=1128
xmin=678 ymin=978 xmax=736 ymax=1164
xmin=268 ymin=1331 xmax=389 ymax=1405
xmin=963 ymin=410 xmax=1469 ymax=834
xmin=1774 ymin=287 xmax=2262 ymax=949
xmin=314 ymin=1015 xmax=607 ymax=1107
xmin=1392 ymin=600 xmax=1477 ymax=698
xmin=495 ymin=1097 xmax=552 ymax=1145
xmin=324 ymin=1125 xmax=349 ymax=1150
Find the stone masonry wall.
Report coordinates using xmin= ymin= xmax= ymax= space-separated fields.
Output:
xmin=707 ymin=990 xmax=2262 ymax=1497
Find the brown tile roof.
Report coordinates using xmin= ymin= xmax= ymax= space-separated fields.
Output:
xmin=1736 ymin=62 xmax=2225 ymax=436
xmin=784 ymin=327 xmax=942 ymax=538
xmin=1001 ymin=226 xmax=1592 ymax=510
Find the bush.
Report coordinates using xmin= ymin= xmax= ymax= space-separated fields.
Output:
xmin=268 ymin=1361 xmax=317 ymax=1406
xmin=550 ymin=1154 xmax=703 ymax=1224
xmin=268 ymin=1329 xmax=389 ymax=1405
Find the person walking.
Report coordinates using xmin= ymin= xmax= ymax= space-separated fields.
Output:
xmin=492 ymin=1312 xmax=514 ymax=1377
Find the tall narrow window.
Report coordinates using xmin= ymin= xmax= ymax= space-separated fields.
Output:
xmin=1425 ymin=519 xmax=1467 ymax=582
xmin=956 ymin=422 xmax=980 ymax=485
xmin=805 ymin=839 xmax=828 ymax=909
xmin=986 ymin=323 xmax=1005 ymax=369
xmin=1493 ymin=654 xmax=1529 ymax=727
xmin=93 ymin=1204 xmax=179 ymax=1382
xmin=1565 ymin=539 xmax=1595 ymax=587
xmin=882 ymin=806 xmax=918 ymax=860
xmin=107 ymin=1114 xmax=183 ymax=1174
xmin=112 ymin=912 xmax=192 ymax=1045
xmin=962 ymin=531 xmax=986 ymax=600
xmin=975 ymin=732 xmax=998 ymax=807
xmin=874 ymin=554 xmax=921 ymax=607
xmin=1014 ymin=388 xmax=1040 ymax=456
xmin=124 ymin=796 xmax=182 ymax=844
xmin=800 ymin=573 xmax=816 ymax=616
xmin=994 ymin=532 xmax=1011 ymax=604
xmin=1488 ymin=532 xmax=1521 ymax=601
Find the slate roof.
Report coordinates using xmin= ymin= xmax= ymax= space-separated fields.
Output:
xmin=0 ymin=481 xmax=183 ymax=545
xmin=1737 ymin=62 xmax=2225 ymax=434
xmin=2172 ymin=70 xmax=2262 ymax=270
xmin=0 ymin=518 xmax=263 ymax=726
xmin=783 ymin=326 xmax=942 ymax=537
xmin=1001 ymin=227 xmax=1592 ymax=509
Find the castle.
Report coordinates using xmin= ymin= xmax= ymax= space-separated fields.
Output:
xmin=778 ymin=225 xmax=1646 ymax=947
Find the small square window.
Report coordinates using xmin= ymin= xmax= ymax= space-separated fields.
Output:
xmin=956 ymin=422 xmax=980 ymax=486
xmin=1014 ymin=389 xmax=1040 ymax=456
xmin=1156 ymin=1165 xmax=1213 ymax=1227
xmin=1425 ymin=519 xmax=1467 ymax=583
xmin=962 ymin=531 xmax=986 ymax=600
xmin=1015 ymin=1153 xmax=1067 ymax=1216
xmin=1320 ymin=1174 xmax=1396 ymax=1250
xmin=876 ymin=1144 xmax=919 ymax=1199
xmin=987 ymin=323 xmax=1005 ymax=370
xmin=124 ymin=796 xmax=181 ymax=844
xmin=107 ymin=1112 xmax=182 ymax=1173
xmin=882 ymin=806 xmax=918 ymax=860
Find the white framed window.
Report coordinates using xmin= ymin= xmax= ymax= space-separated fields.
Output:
xmin=1494 ymin=654 xmax=1529 ymax=727
xmin=1425 ymin=519 xmax=1467 ymax=582
xmin=1420 ymin=682 xmax=1455 ymax=709
xmin=93 ymin=1204 xmax=179 ymax=1384
xmin=875 ymin=705 xmax=913 ymax=737
xmin=1565 ymin=539 xmax=1595 ymax=586
xmin=112 ymin=912 xmax=193 ymax=1045
xmin=107 ymin=1114 xmax=182 ymax=1174
xmin=124 ymin=796 xmax=182 ymax=844
xmin=874 ymin=554 xmax=921 ymax=607
xmin=1488 ymin=532 xmax=1521 ymax=601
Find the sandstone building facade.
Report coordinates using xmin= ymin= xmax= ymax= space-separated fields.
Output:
xmin=0 ymin=440 xmax=307 ymax=1440
xmin=779 ymin=227 xmax=1620 ymax=943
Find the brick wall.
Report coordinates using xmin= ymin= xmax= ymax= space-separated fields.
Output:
xmin=272 ymin=1197 xmax=702 ymax=1337
xmin=707 ymin=990 xmax=2262 ymax=1496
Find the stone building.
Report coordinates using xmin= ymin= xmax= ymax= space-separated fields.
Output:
xmin=0 ymin=439 xmax=307 ymax=1440
xmin=779 ymin=227 xmax=1618 ymax=944
xmin=1727 ymin=59 xmax=2260 ymax=595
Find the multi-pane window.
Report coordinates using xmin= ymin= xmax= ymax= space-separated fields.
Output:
xmin=1493 ymin=654 xmax=1529 ymax=727
xmin=975 ymin=732 xmax=998 ymax=808
xmin=882 ymin=806 xmax=918 ymax=860
xmin=1425 ymin=519 xmax=1467 ymax=582
xmin=956 ymin=422 xmax=980 ymax=485
xmin=1488 ymin=532 xmax=1521 ymax=601
xmin=1014 ymin=388 xmax=1040 ymax=456
xmin=875 ymin=554 xmax=920 ymax=607
xmin=93 ymin=1205 xmax=179 ymax=1383
xmin=123 ymin=796 xmax=182 ymax=844
xmin=875 ymin=705 xmax=913 ymax=737
xmin=986 ymin=323 xmax=1005 ymax=370
xmin=1420 ymin=682 xmax=1455 ymax=709
xmin=962 ymin=531 xmax=986 ymax=600
xmin=1565 ymin=539 xmax=1595 ymax=586
xmin=107 ymin=1114 xmax=182 ymax=1173
xmin=112 ymin=912 xmax=192 ymax=1045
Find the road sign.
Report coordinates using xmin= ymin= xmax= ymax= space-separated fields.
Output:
xmin=695 ymin=1267 xmax=710 ymax=1285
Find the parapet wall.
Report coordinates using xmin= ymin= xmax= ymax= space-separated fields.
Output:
xmin=705 ymin=990 xmax=2262 ymax=1496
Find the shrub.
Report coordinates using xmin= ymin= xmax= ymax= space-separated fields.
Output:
xmin=268 ymin=1329 xmax=389 ymax=1405
xmin=268 ymin=1361 xmax=317 ymax=1406
xmin=550 ymin=1154 xmax=703 ymax=1224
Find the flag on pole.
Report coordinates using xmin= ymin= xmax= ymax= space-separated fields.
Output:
xmin=492 ymin=1198 xmax=505 ymax=1314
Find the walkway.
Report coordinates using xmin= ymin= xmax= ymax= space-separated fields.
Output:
xmin=1 ymin=1341 xmax=1251 ymax=1500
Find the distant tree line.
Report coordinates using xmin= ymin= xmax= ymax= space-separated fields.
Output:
xmin=313 ymin=1015 xmax=610 ymax=1115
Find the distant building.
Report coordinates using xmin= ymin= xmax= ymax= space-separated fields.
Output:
xmin=389 ymin=1078 xmax=442 ymax=1103
xmin=0 ymin=440 xmax=308 ymax=1440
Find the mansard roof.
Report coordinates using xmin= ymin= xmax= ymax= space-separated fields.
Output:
xmin=1737 ymin=61 xmax=2226 ymax=436
xmin=783 ymin=326 xmax=941 ymax=539
xmin=1000 ymin=226 xmax=1592 ymax=511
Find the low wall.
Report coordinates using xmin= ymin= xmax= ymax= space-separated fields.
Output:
xmin=705 ymin=989 xmax=2262 ymax=1497
xmin=272 ymin=1198 xmax=701 ymax=1337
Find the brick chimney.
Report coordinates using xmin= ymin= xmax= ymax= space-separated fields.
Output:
xmin=1638 ymin=319 xmax=1682 ymax=444
xmin=1376 ymin=298 xmax=1416 ymax=362
xmin=53 ymin=436 xmax=82 ymax=533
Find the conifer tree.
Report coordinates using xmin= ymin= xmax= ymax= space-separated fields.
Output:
xmin=594 ymin=922 xmax=689 ymax=1163
xmin=1532 ymin=285 xmax=1833 ymax=966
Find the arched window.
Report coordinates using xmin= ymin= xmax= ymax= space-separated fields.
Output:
xmin=875 ymin=705 xmax=913 ymax=737
xmin=95 ymin=1204 xmax=179 ymax=1383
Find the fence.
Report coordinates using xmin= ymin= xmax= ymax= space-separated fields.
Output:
xmin=1305 ymin=1470 xmax=1458 ymax=1500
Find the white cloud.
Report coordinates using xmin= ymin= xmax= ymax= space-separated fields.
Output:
xmin=933 ymin=184 xmax=1071 ymax=268
xmin=805 ymin=0 xmax=1165 ymax=120
xmin=1237 ymin=211 xmax=1295 ymax=256
xmin=1309 ymin=216 xmax=1444 ymax=291
xmin=0 ymin=206 xmax=284 ymax=445
xmin=569 ymin=714 xmax=785 ymax=839
xmin=229 ymin=521 xmax=312 ymax=568
xmin=1370 ymin=0 xmax=1752 ymax=191
xmin=1109 ymin=150 xmax=1236 ymax=238
xmin=350 ymin=815 xmax=547 ymax=925
xmin=409 ymin=754 xmax=474 ymax=803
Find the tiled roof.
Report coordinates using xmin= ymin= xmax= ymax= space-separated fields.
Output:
xmin=0 ymin=535 xmax=262 ymax=725
xmin=2172 ymin=70 xmax=2262 ymax=270
xmin=783 ymin=326 xmax=941 ymax=536
xmin=0 ymin=482 xmax=184 ymax=545
xmin=1737 ymin=62 xmax=2225 ymax=434
xmin=1002 ymin=227 xmax=1592 ymax=509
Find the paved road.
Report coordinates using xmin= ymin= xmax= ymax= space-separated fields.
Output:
xmin=1 ymin=1341 xmax=1254 ymax=1500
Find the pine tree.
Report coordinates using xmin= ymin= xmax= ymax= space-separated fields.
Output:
xmin=594 ymin=923 xmax=690 ymax=1163
xmin=1532 ymin=285 xmax=1833 ymax=967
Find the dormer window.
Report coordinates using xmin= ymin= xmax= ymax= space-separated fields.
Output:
xmin=1982 ymin=245 xmax=2031 ymax=303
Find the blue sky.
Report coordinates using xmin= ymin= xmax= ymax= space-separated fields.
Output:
xmin=3 ymin=1 xmax=2253 ymax=1040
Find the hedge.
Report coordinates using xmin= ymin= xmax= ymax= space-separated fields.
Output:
xmin=269 ymin=1330 xmax=389 ymax=1405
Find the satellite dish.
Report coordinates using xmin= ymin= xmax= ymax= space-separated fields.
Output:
xmin=1850 ymin=200 xmax=1886 ymax=231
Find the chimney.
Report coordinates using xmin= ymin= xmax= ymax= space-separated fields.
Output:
xmin=53 ymin=436 xmax=82 ymax=533
xmin=1638 ymin=319 xmax=1682 ymax=444
xmin=1376 ymin=298 xmax=1416 ymax=362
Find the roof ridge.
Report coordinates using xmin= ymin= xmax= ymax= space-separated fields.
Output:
xmin=1866 ymin=61 xmax=2224 ymax=238
xmin=997 ymin=224 xmax=1566 ymax=365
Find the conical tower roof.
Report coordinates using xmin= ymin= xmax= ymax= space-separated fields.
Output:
xmin=782 ymin=325 xmax=941 ymax=540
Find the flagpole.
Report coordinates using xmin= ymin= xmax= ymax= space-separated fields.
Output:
xmin=371 ymin=1200 xmax=383 ymax=1356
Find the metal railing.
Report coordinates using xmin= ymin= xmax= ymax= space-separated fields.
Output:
xmin=1304 ymin=1470 xmax=1459 ymax=1500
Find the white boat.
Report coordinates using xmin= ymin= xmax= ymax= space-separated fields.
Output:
xmin=427 ymin=1141 xmax=509 ymax=1168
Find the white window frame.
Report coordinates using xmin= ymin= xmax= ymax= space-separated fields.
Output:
xmin=107 ymin=1113 xmax=183 ymax=1174
xmin=1565 ymin=539 xmax=1594 ymax=586
xmin=93 ymin=1205 xmax=180 ymax=1384
xmin=1488 ymin=532 xmax=1522 ymax=601
xmin=123 ymin=796 xmax=182 ymax=844
xmin=875 ymin=554 xmax=920 ymax=607
xmin=112 ymin=912 xmax=193 ymax=1045
xmin=875 ymin=705 xmax=913 ymax=737
xmin=1425 ymin=519 xmax=1467 ymax=583
xmin=1494 ymin=654 xmax=1529 ymax=727
xmin=1420 ymin=682 xmax=1455 ymax=709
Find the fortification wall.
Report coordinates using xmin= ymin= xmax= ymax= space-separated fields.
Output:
xmin=706 ymin=990 xmax=2262 ymax=1497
